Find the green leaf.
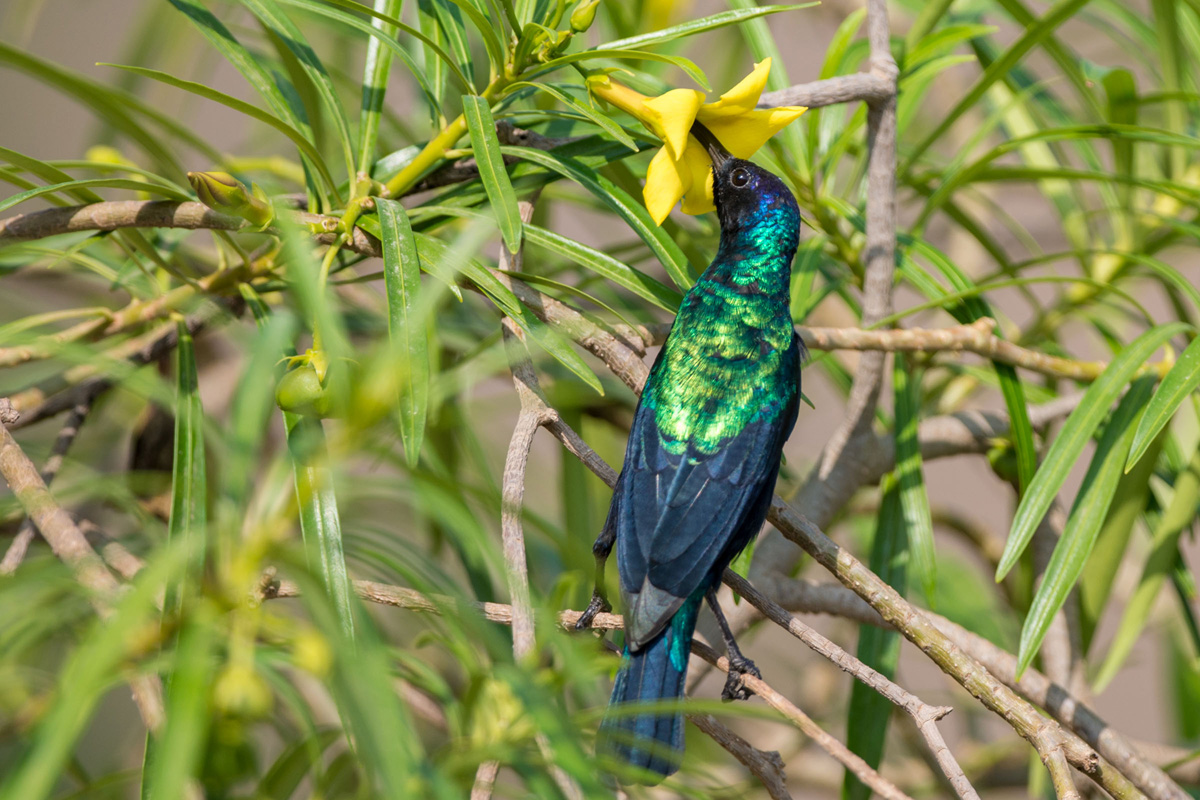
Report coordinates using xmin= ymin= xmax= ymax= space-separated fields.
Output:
xmin=595 ymin=4 xmax=817 ymax=51
xmin=358 ymin=0 xmax=404 ymax=175
xmin=239 ymin=0 xmax=356 ymax=187
xmin=0 ymin=178 xmax=188 ymax=215
xmin=167 ymin=0 xmax=310 ymax=133
xmin=904 ymin=0 xmax=1097 ymax=170
xmin=462 ymin=95 xmax=523 ymax=254
xmin=1080 ymin=426 xmax=1166 ymax=652
xmin=998 ymin=322 xmax=1190 ymax=580
xmin=285 ymin=414 xmax=356 ymax=639
xmin=844 ymin=477 xmax=907 ymax=800
xmin=0 ymin=40 xmax=216 ymax=180
xmin=377 ymin=199 xmax=431 ymax=468
xmin=282 ymin=0 xmax=461 ymax=113
xmin=1093 ymin=445 xmax=1200 ymax=690
xmin=1017 ymin=376 xmax=1155 ymax=676
xmin=165 ymin=320 xmax=207 ymax=615
xmin=507 ymin=82 xmax=639 ymax=152
xmin=408 ymin=203 xmax=681 ymax=310
xmin=534 ymin=49 xmax=710 ymax=91
xmin=1127 ymin=335 xmax=1200 ymax=471
xmin=498 ymin=145 xmax=694 ymax=289
xmin=100 ymin=63 xmax=340 ymax=197
xmin=298 ymin=0 xmax=474 ymax=93
xmin=144 ymin=609 xmax=216 ymax=800
xmin=893 ymin=354 xmax=936 ymax=601
xmin=442 ymin=0 xmax=506 ymax=76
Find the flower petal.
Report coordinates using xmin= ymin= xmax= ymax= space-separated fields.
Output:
xmin=699 ymin=58 xmax=772 ymax=119
xmin=644 ymin=145 xmax=689 ymax=225
xmin=590 ymin=77 xmax=652 ymax=120
xmin=679 ymin=139 xmax=716 ymax=216
xmin=700 ymin=106 xmax=806 ymax=159
xmin=643 ymin=89 xmax=705 ymax=160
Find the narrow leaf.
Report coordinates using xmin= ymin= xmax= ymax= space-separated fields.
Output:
xmin=166 ymin=320 xmax=207 ymax=614
xmin=1127 ymin=335 xmax=1200 ymax=471
xmin=998 ymin=323 xmax=1190 ymax=579
xmin=377 ymin=199 xmax=431 ymax=467
xmin=1093 ymin=445 xmax=1200 ymax=690
xmin=893 ymin=354 xmax=936 ymax=600
xmin=101 ymin=63 xmax=339 ymax=196
xmin=286 ymin=414 xmax=356 ymax=639
xmin=0 ymin=178 xmax=187 ymax=215
xmin=595 ymin=4 xmax=817 ymax=51
xmin=498 ymin=144 xmax=694 ymax=289
xmin=844 ymin=478 xmax=907 ymax=800
xmin=1017 ymin=376 xmax=1155 ymax=675
xmin=357 ymin=0 xmax=404 ymax=175
xmin=462 ymin=95 xmax=523 ymax=253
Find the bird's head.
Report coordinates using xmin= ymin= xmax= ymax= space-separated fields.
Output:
xmin=691 ymin=123 xmax=800 ymax=241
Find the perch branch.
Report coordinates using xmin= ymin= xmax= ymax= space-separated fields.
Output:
xmin=264 ymin=577 xmax=910 ymax=800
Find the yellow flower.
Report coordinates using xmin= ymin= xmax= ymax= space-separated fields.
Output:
xmin=589 ymin=59 xmax=805 ymax=224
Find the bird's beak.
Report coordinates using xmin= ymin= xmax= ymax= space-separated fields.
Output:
xmin=690 ymin=121 xmax=731 ymax=169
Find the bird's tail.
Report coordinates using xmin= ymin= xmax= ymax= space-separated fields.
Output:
xmin=598 ymin=592 xmax=703 ymax=782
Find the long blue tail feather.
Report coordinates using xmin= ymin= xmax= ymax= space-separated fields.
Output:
xmin=598 ymin=591 xmax=703 ymax=782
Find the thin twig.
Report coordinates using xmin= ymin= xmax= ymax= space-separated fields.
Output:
xmin=687 ymin=714 xmax=792 ymax=800
xmin=722 ymin=570 xmax=979 ymax=800
xmin=6 ymin=311 xmax=214 ymax=429
xmin=1 ymin=400 xmax=91 ymax=573
xmin=690 ymin=638 xmax=916 ymax=800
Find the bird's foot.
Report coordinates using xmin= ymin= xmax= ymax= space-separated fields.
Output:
xmin=722 ymin=655 xmax=761 ymax=701
xmin=573 ymin=592 xmax=612 ymax=631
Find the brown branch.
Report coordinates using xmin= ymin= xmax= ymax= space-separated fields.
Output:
xmin=758 ymin=74 xmax=895 ymax=109
xmin=1 ymin=399 xmax=91 ymax=573
xmin=0 ymin=405 xmax=165 ymax=733
xmin=266 ymin=577 xmax=910 ymax=800
xmin=687 ymin=714 xmax=792 ymax=800
xmin=5 ymin=310 xmax=214 ymax=430
xmin=690 ymin=638 xmax=915 ymax=800
xmin=722 ymin=570 xmax=979 ymax=800
xmin=470 ymin=761 xmax=501 ymax=800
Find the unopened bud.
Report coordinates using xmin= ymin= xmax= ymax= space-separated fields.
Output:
xmin=187 ymin=171 xmax=275 ymax=229
xmin=570 ymin=0 xmax=600 ymax=32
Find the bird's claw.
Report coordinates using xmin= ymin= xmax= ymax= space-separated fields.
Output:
xmin=721 ymin=655 xmax=761 ymax=702
xmin=573 ymin=592 xmax=612 ymax=631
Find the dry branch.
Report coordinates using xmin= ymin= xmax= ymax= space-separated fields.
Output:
xmin=0 ymin=403 xmax=165 ymax=733
xmin=1 ymin=400 xmax=91 ymax=573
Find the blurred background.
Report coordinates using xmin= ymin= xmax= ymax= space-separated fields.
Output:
xmin=1 ymin=0 xmax=1198 ymax=797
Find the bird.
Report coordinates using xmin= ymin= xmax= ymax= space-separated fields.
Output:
xmin=575 ymin=122 xmax=804 ymax=782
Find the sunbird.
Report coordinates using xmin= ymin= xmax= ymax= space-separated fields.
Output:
xmin=576 ymin=123 xmax=803 ymax=781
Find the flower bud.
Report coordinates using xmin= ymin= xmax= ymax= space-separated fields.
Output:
xmin=275 ymin=363 xmax=331 ymax=418
xmin=187 ymin=171 xmax=275 ymax=229
xmin=570 ymin=0 xmax=600 ymax=32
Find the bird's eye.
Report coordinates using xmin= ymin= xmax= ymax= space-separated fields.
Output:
xmin=729 ymin=167 xmax=751 ymax=188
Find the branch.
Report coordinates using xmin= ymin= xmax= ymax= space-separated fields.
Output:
xmin=265 ymin=577 xmax=912 ymax=800
xmin=722 ymin=570 xmax=979 ymax=800
xmin=6 ymin=310 xmax=214 ymax=429
xmin=687 ymin=714 xmax=792 ymax=800
xmin=0 ymin=402 xmax=165 ymax=733
xmin=1 ymin=399 xmax=91 ymax=573
xmin=758 ymin=73 xmax=895 ymax=109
